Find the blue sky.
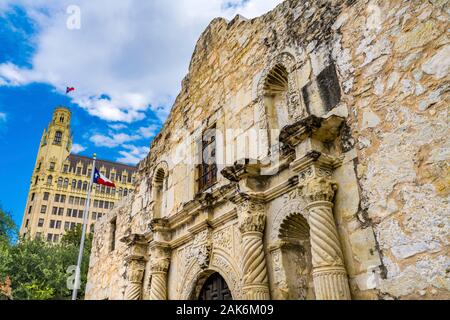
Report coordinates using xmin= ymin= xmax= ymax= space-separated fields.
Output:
xmin=0 ymin=0 xmax=282 ymax=227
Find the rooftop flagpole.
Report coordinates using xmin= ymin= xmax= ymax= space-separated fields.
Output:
xmin=72 ymin=153 xmax=97 ymax=300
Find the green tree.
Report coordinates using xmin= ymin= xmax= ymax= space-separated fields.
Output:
xmin=0 ymin=226 xmax=92 ymax=299
xmin=0 ymin=205 xmax=18 ymax=245
xmin=0 ymin=206 xmax=92 ymax=300
xmin=61 ymin=224 xmax=93 ymax=248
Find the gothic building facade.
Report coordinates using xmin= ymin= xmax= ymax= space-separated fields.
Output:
xmin=85 ymin=0 xmax=449 ymax=300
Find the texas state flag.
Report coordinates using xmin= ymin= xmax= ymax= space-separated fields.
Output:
xmin=93 ymin=168 xmax=116 ymax=187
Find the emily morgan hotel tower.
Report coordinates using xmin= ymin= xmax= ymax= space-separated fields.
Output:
xmin=19 ymin=106 xmax=137 ymax=242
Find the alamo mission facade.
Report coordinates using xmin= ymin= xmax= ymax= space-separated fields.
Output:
xmin=85 ymin=0 xmax=450 ymax=300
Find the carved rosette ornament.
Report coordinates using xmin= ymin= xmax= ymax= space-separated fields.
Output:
xmin=232 ymin=193 xmax=270 ymax=300
xmin=305 ymin=177 xmax=351 ymax=300
xmin=148 ymin=244 xmax=171 ymax=300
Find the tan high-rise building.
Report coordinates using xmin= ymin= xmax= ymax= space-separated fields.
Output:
xmin=19 ymin=106 xmax=137 ymax=243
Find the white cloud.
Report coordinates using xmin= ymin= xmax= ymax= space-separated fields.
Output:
xmin=0 ymin=0 xmax=283 ymax=123
xmin=0 ymin=63 xmax=37 ymax=86
xmin=71 ymin=143 xmax=86 ymax=154
xmin=0 ymin=112 xmax=6 ymax=122
xmin=90 ymin=132 xmax=140 ymax=148
xmin=117 ymin=144 xmax=150 ymax=165
xmin=108 ymin=123 xmax=127 ymax=131
xmin=138 ymin=124 xmax=160 ymax=138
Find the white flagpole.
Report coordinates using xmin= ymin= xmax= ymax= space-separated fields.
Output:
xmin=72 ymin=153 xmax=97 ymax=300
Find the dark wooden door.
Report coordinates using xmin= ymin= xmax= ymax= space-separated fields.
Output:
xmin=198 ymin=273 xmax=232 ymax=300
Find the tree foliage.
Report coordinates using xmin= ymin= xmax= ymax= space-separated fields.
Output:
xmin=0 ymin=208 xmax=92 ymax=300
xmin=0 ymin=206 xmax=18 ymax=245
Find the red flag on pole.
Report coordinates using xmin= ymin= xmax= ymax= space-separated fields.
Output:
xmin=66 ymin=87 xmax=75 ymax=94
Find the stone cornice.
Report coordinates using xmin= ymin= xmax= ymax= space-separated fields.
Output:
xmin=290 ymin=151 xmax=343 ymax=174
xmin=168 ymin=182 xmax=236 ymax=230
xmin=221 ymin=159 xmax=267 ymax=182
xmin=279 ymin=115 xmax=345 ymax=148
xmin=262 ymin=175 xmax=299 ymax=202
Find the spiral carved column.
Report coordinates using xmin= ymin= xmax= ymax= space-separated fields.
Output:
xmin=124 ymin=259 xmax=146 ymax=300
xmin=305 ymin=177 xmax=351 ymax=300
xmin=148 ymin=244 xmax=171 ymax=300
xmin=234 ymin=193 xmax=270 ymax=300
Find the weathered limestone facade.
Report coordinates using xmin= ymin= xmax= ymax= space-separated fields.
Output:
xmin=86 ymin=0 xmax=450 ymax=300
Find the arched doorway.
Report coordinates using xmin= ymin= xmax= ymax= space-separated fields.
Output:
xmin=198 ymin=272 xmax=232 ymax=300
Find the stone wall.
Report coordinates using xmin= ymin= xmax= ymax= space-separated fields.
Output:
xmin=86 ymin=0 xmax=449 ymax=300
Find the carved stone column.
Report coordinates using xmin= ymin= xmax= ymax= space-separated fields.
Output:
xmin=122 ymin=234 xmax=147 ymax=300
xmin=305 ymin=177 xmax=351 ymax=300
xmin=148 ymin=218 xmax=171 ymax=300
xmin=124 ymin=259 xmax=146 ymax=300
xmin=233 ymin=193 xmax=270 ymax=300
xmin=148 ymin=243 xmax=171 ymax=300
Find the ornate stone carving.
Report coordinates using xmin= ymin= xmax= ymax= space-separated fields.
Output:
xmin=148 ymin=243 xmax=171 ymax=300
xmin=232 ymin=194 xmax=266 ymax=234
xmin=212 ymin=227 xmax=232 ymax=251
xmin=305 ymin=177 xmax=338 ymax=203
xmin=191 ymin=230 xmax=213 ymax=270
xmin=210 ymin=254 xmax=242 ymax=299
xmin=124 ymin=259 xmax=145 ymax=300
xmin=122 ymin=234 xmax=147 ymax=300
xmin=149 ymin=272 xmax=167 ymax=301
xmin=149 ymin=245 xmax=171 ymax=273
xmin=312 ymin=267 xmax=350 ymax=300
xmin=308 ymin=205 xmax=345 ymax=267
xmin=287 ymin=72 xmax=305 ymax=121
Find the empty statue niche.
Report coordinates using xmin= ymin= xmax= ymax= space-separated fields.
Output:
xmin=277 ymin=214 xmax=315 ymax=300
xmin=302 ymin=63 xmax=341 ymax=116
xmin=152 ymin=167 xmax=167 ymax=219
xmin=263 ymin=64 xmax=290 ymax=152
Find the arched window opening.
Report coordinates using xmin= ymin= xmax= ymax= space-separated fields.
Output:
xmin=72 ymin=179 xmax=76 ymax=189
xmin=57 ymin=177 xmax=63 ymax=188
xmin=83 ymin=181 xmax=88 ymax=191
xmin=77 ymin=180 xmax=82 ymax=190
xmin=54 ymin=131 xmax=63 ymax=144
xmin=264 ymin=64 xmax=289 ymax=153
xmin=64 ymin=178 xmax=69 ymax=189
xmin=118 ymin=188 xmax=123 ymax=197
xmin=47 ymin=175 xmax=53 ymax=185
xmin=123 ymin=188 xmax=128 ymax=197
